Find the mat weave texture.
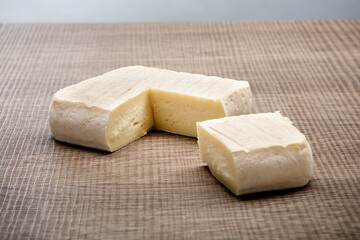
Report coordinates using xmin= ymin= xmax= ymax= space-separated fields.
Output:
xmin=0 ymin=21 xmax=359 ymax=239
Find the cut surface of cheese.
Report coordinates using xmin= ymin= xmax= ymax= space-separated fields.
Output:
xmin=197 ymin=112 xmax=313 ymax=196
xmin=150 ymin=89 xmax=226 ymax=137
xmin=49 ymin=66 xmax=252 ymax=151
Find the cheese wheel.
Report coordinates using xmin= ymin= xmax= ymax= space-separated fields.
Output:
xmin=49 ymin=66 xmax=252 ymax=151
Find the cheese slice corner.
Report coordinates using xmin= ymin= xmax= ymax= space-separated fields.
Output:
xmin=197 ymin=112 xmax=313 ymax=196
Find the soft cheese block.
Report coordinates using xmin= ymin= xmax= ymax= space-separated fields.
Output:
xmin=49 ymin=66 xmax=252 ymax=151
xmin=197 ymin=112 xmax=313 ymax=196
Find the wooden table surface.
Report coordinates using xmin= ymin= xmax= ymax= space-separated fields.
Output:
xmin=0 ymin=20 xmax=359 ymax=239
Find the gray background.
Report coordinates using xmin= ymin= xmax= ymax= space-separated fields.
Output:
xmin=0 ymin=0 xmax=359 ymax=22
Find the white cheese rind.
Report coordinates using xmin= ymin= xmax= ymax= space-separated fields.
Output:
xmin=49 ymin=98 xmax=111 ymax=150
xmin=197 ymin=112 xmax=313 ymax=196
xmin=49 ymin=66 xmax=252 ymax=151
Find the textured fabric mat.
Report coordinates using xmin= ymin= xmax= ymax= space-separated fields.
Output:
xmin=0 ymin=20 xmax=359 ymax=239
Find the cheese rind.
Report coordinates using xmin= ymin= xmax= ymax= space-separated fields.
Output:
xmin=49 ymin=66 xmax=252 ymax=151
xmin=197 ymin=112 xmax=313 ymax=196
xmin=49 ymin=99 xmax=110 ymax=150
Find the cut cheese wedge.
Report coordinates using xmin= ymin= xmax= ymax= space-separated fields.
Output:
xmin=196 ymin=112 xmax=313 ymax=196
xmin=49 ymin=66 xmax=252 ymax=152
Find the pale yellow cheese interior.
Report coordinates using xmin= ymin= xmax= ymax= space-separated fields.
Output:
xmin=197 ymin=124 xmax=238 ymax=194
xmin=150 ymin=89 xmax=225 ymax=137
xmin=107 ymin=90 xmax=154 ymax=152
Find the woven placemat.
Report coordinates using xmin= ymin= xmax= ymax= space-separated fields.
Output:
xmin=0 ymin=20 xmax=359 ymax=239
